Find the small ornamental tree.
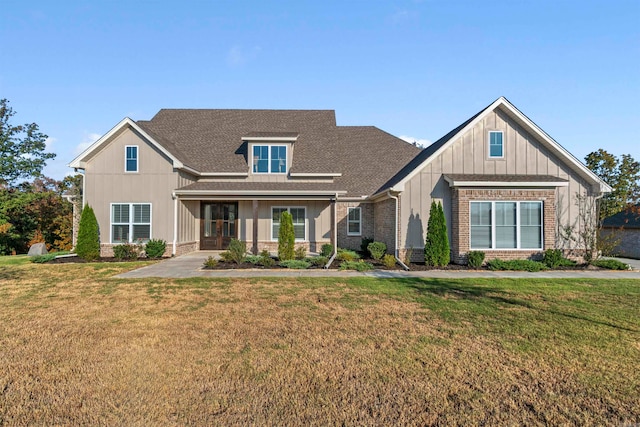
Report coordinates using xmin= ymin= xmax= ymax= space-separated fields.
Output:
xmin=425 ymin=201 xmax=450 ymax=267
xmin=278 ymin=211 xmax=295 ymax=261
xmin=76 ymin=205 xmax=100 ymax=261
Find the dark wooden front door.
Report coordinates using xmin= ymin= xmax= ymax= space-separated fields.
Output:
xmin=200 ymin=202 xmax=238 ymax=250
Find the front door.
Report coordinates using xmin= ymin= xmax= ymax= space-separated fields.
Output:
xmin=200 ymin=202 xmax=238 ymax=250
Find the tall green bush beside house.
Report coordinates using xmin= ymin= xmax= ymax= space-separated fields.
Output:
xmin=424 ymin=201 xmax=450 ymax=267
xmin=75 ymin=205 xmax=100 ymax=261
xmin=278 ymin=211 xmax=295 ymax=261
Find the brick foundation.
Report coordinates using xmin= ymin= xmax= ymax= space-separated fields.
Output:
xmin=450 ymin=188 xmax=557 ymax=265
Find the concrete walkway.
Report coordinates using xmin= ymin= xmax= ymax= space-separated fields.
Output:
xmin=114 ymin=251 xmax=640 ymax=279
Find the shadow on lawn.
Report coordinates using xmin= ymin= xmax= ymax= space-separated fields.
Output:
xmin=0 ymin=267 xmax=18 ymax=281
xmin=383 ymin=277 xmax=638 ymax=333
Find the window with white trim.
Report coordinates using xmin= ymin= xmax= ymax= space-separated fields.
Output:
xmin=272 ymin=207 xmax=306 ymax=240
xmin=125 ymin=146 xmax=138 ymax=172
xmin=111 ymin=203 xmax=151 ymax=243
xmin=488 ymin=131 xmax=503 ymax=158
xmin=470 ymin=201 xmax=542 ymax=249
xmin=253 ymin=145 xmax=287 ymax=174
xmin=347 ymin=207 xmax=361 ymax=236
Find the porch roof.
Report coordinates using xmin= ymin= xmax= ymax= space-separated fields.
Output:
xmin=444 ymin=174 xmax=569 ymax=188
xmin=175 ymin=181 xmax=347 ymax=199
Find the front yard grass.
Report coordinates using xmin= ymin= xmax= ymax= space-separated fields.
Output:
xmin=0 ymin=256 xmax=638 ymax=425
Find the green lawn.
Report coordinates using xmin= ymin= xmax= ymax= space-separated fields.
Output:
xmin=0 ymin=256 xmax=638 ymax=425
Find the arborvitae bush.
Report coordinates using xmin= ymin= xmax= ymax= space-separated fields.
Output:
xmin=424 ymin=201 xmax=450 ymax=267
xmin=367 ymin=241 xmax=387 ymax=260
xmin=321 ymin=243 xmax=334 ymax=257
xmin=76 ymin=205 xmax=100 ymax=261
xmin=278 ymin=211 xmax=295 ymax=261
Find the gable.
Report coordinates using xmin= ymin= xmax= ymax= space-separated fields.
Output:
xmin=380 ymin=97 xmax=611 ymax=195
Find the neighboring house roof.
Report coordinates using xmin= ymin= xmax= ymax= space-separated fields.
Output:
xmin=602 ymin=205 xmax=640 ymax=229
xmin=444 ymin=174 xmax=569 ymax=187
xmin=375 ymin=97 xmax=612 ymax=195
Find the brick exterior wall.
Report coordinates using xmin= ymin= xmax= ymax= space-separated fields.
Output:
xmin=450 ymin=188 xmax=557 ymax=264
xmin=336 ymin=202 xmax=374 ymax=251
xmin=373 ymin=197 xmax=398 ymax=256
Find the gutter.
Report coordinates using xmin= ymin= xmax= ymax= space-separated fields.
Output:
xmin=387 ymin=190 xmax=410 ymax=271
xmin=172 ymin=192 xmax=178 ymax=256
xmin=324 ymin=192 xmax=339 ymax=269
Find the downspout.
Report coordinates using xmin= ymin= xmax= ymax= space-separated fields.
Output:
xmin=387 ymin=190 xmax=410 ymax=271
xmin=172 ymin=192 xmax=178 ymax=256
xmin=324 ymin=193 xmax=339 ymax=269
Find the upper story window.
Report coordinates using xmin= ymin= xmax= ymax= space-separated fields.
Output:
xmin=252 ymin=145 xmax=287 ymax=174
xmin=488 ymin=131 xmax=503 ymax=158
xmin=125 ymin=145 xmax=138 ymax=172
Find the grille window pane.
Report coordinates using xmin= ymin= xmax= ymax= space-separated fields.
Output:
xmin=470 ymin=202 xmax=491 ymax=248
xmin=111 ymin=203 xmax=151 ymax=243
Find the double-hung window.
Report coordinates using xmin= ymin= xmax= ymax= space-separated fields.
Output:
xmin=470 ymin=201 xmax=542 ymax=249
xmin=272 ymin=207 xmax=306 ymax=240
xmin=253 ymin=145 xmax=287 ymax=174
xmin=347 ymin=207 xmax=361 ymax=236
xmin=488 ymin=131 xmax=503 ymax=158
xmin=111 ymin=203 xmax=151 ymax=243
xmin=125 ymin=146 xmax=138 ymax=172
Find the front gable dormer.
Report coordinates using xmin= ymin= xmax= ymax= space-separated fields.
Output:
xmin=243 ymin=132 xmax=298 ymax=176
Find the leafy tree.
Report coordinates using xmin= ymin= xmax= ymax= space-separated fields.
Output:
xmin=424 ymin=201 xmax=450 ymax=267
xmin=0 ymin=99 xmax=56 ymax=188
xmin=76 ymin=205 xmax=100 ymax=261
xmin=277 ymin=211 xmax=295 ymax=261
xmin=585 ymin=149 xmax=640 ymax=219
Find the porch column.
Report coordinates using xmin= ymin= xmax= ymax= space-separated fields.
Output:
xmin=252 ymin=199 xmax=259 ymax=254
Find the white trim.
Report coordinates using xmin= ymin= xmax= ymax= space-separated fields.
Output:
xmin=289 ymin=172 xmax=342 ymax=178
xmin=242 ymin=136 xmax=298 ymax=142
xmin=391 ymin=97 xmax=612 ymax=194
xmin=346 ymin=207 xmax=362 ymax=236
xmin=251 ymin=144 xmax=288 ymax=174
xmin=172 ymin=193 xmax=178 ymax=256
xmin=488 ymin=130 xmax=504 ymax=159
xmin=109 ymin=202 xmax=153 ymax=244
xmin=271 ymin=206 xmax=307 ymax=242
xmin=180 ymin=165 xmax=248 ymax=178
xmin=444 ymin=176 xmax=569 ymax=188
xmin=68 ymin=117 xmax=184 ymax=169
xmin=124 ymin=145 xmax=139 ymax=173
xmin=469 ymin=200 xmax=543 ymax=250
xmin=175 ymin=189 xmax=345 ymax=196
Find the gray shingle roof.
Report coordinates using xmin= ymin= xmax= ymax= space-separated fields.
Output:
xmin=602 ymin=205 xmax=640 ymax=229
xmin=136 ymin=109 xmax=421 ymax=197
xmin=176 ymin=181 xmax=344 ymax=194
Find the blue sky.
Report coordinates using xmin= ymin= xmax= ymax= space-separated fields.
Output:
xmin=1 ymin=0 xmax=638 ymax=180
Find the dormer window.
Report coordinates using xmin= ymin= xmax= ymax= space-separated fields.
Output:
xmin=252 ymin=145 xmax=287 ymax=174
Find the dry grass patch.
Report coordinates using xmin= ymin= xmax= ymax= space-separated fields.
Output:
xmin=0 ymin=258 xmax=639 ymax=425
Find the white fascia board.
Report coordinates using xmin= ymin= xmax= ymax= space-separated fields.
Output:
xmin=445 ymin=179 xmax=569 ymax=188
xmin=242 ymin=136 xmax=298 ymax=142
xmin=68 ymin=117 xmax=184 ymax=169
xmin=289 ymin=172 xmax=342 ymax=177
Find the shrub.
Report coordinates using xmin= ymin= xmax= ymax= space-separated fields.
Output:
xmin=336 ymin=249 xmax=360 ymax=262
xmin=487 ymin=259 xmax=548 ymax=272
xmin=244 ymin=255 xmax=262 ymax=265
xmin=30 ymin=253 xmax=57 ymax=264
xmin=220 ymin=239 xmax=246 ymax=264
xmin=308 ymin=256 xmax=328 ymax=268
xmin=203 ymin=256 xmax=218 ymax=268
xmin=339 ymin=260 xmax=374 ymax=271
xmin=320 ymin=243 xmax=334 ymax=257
xmin=424 ymin=201 xmax=450 ymax=267
xmin=591 ymin=258 xmax=630 ymax=270
xmin=295 ymin=245 xmax=307 ymax=260
xmin=278 ymin=211 xmax=295 ymax=261
xmin=76 ymin=205 xmax=100 ymax=261
xmin=257 ymin=249 xmax=275 ymax=267
xmin=467 ymin=251 xmax=485 ymax=269
xmin=367 ymin=241 xmax=387 ymax=260
xmin=360 ymin=237 xmax=374 ymax=256
xmin=145 ymin=239 xmax=166 ymax=258
xmin=382 ymin=254 xmax=396 ymax=269
xmin=404 ymin=246 xmax=414 ymax=265
xmin=279 ymin=259 xmax=311 ymax=269
xmin=113 ymin=243 xmax=140 ymax=260
xmin=542 ymin=249 xmax=563 ymax=268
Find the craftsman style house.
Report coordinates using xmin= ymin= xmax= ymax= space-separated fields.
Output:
xmin=69 ymin=97 xmax=610 ymax=263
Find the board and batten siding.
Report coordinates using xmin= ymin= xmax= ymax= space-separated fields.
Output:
xmin=400 ymin=107 xmax=593 ymax=252
xmin=83 ymin=127 xmax=178 ymax=246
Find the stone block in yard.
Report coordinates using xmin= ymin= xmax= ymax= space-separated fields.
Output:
xmin=28 ymin=243 xmax=48 ymax=256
